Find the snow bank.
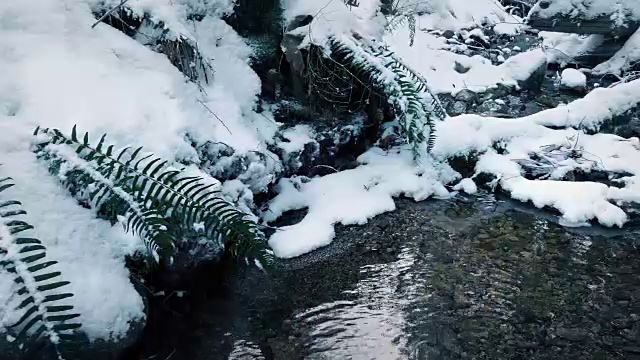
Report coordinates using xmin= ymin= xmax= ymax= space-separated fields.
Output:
xmin=476 ymin=151 xmax=628 ymax=227
xmin=264 ymin=148 xmax=458 ymax=258
xmin=433 ymin=109 xmax=640 ymax=228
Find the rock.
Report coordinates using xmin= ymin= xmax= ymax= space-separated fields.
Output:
xmin=443 ymin=30 xmax=455 ymax=39
xmin=614 ymin=116 xmax=640 ymax=139
xmin=452 ymin=287 xmax=472 ymax=309
xmin=454 ymin=61 xmax=470 ymax=74
xmin=518 ymin=61 xmax=547 ymax=91
xmin=271 ymin=115 xmax=367 ymax=177
xmin=454 ymin=89 xmax=478 ymax=103
xmin=448 ymin=101 xmax=468 ymax=116
xmin=555 ymin=327 xmax=589 ymax=342
xmin=196 ymin=141 xmax=281 ymax=193
xmin=623 ymin=346 xmax=640 ymax=354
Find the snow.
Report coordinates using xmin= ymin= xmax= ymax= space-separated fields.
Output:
xmin=278 ymin=125 xmax=315 ymax=154
xmin=385 ymin=22 xmax=548 ymax=94
xmin=528 ymin=78 xmax=640 ymax=130
xmin=396 ymin=0 xmax=517 ymax=31
xmin=264 ymin=148 xmax=458 ymax=258
xmin=540 ymin=32 xmax=605 ymax=67
xmin=453 ymin=178 xmax=478 ymax=194
xmin=593 ymin=28 xmax=640 ymax=75
xmin=282 ymin=0 xmax=383 ymax=47
xmin=266 ymin=77 xmax=640 ymax=258
xmin=475 ymin=152 xmax=628 ymax=227
xmin=528 ymin=0 xmax=640 ymax=23
xmin=0 ymin=0 xmax=278 ymax=341
xmin=560 ymin=68 xmax=587 ymax=88
xmin=384 ymin=18 xmax=606 ymax=95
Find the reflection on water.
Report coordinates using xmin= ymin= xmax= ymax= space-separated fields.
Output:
xmin=295 ymin=247 xmax=417 ymax=360
xmin=135 ymin=195 xmax=640 ymax=359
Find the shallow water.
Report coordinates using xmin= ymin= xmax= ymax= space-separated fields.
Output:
xmin=133 ymin=194 xmax=640 ymax=359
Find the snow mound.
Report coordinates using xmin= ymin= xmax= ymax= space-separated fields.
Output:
xmin=453 ymin=178 xmax=478 ymax=194
xmin=264 ymin=148 xmax=458 ymax=258
xmin=560 ymin=68 xmax=587 ymax=88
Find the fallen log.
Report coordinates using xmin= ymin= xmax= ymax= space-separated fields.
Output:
xmin=526 ymin=0 xmax=640 ymax=37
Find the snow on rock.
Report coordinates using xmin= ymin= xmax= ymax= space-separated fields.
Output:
xmin=560 ymin=68 xmax=587 ymax=89
xmin=278 ymin=125 xmax=316 ymax=154
xmin=593 ymin=28 xmax=640 ymax=75
xmin=540 ymin=32 xmax=605 ymax=66
xmin=476 ymin=151 xmax=629 ymax=227
xmin=264 ymin=148 xmax=458 ymax=258
xmin=282 ymin=0 xmax=382 ymax=46
xmin=528 ymin=78 xmax=640 ymax=130
xmin=453 ymin=178 xmax=478 ymax=194
xmin=431 ymin=104 xmax=640 ymax=228
xmin=396 ymin=0 xmax=517 ymax=31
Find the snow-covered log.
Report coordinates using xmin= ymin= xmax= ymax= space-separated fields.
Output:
xmin=527 ymin=0 xmax=640 ymax=37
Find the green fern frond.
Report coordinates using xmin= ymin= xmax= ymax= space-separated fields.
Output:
xmin=0 ymin=177 xmax=81 ymax=359
xmin=33 ymin=126 xmax=274 ymax=269
xmin=328 ymin=36 xmax=445 ymax=158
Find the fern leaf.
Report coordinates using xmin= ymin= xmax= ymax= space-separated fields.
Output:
xmin=0 ymin=178 xmax=80 ymax=359
xmin=33 ymin=127 xmax=274 ymax=269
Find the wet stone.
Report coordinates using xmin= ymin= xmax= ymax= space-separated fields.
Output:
xmin=555 ymin=327 xmax=589 ymax=342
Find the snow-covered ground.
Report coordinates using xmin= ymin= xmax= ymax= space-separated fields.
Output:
xmin=2 ymin=0 xmax=640 ymax=346
xmin=0 ymin=0 xmax=277 ymax=342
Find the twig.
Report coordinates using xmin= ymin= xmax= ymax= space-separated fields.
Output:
xmin=197 ymin=100 xmax=233 ymax=135
xmin=314 ymin=164 xmax=339 ymax=173
xmin=91 ymin=0 xmax=131 ymax=29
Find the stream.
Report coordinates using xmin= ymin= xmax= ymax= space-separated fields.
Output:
xmin=129 ymin=193 xmax=640 ymax=359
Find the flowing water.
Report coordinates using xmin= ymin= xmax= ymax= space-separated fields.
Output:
xmin=134 ymin=193 xmax=640 ymax=359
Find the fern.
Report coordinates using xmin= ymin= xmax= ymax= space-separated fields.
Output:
xmin=384 ymin=13 xmax=416 ymax=46
xmin=33 ymin=126 xmax=274 ymax=269
xmin=329 ymin=36 xmax=446 ymax=157
xmin=0 ymin=177 xmax=81 ymax=359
